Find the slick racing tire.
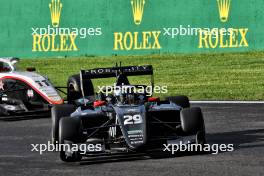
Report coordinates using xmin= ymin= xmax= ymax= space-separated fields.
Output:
xmin=59 ymin=117 xmax=82 ymax=162
xmin=67 ymin=74 xmax=94 ymax=103
xmin=51 ymin=104 xmax=76 ymax=145
xmin=180 ymin=107 xmax=206 ymax=140
xmin=165 ymin=96 xmax=190 ymax=109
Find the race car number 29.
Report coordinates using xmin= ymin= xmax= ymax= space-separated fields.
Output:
xmin=124 ymin=114 xmax=143 ymax=125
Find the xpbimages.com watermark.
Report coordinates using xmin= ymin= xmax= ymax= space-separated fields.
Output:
xmin=163 ymin=141 xmax=234 ymax=155
xmin=30 ymin=141 xmax=102 ymax=155
xmin=97 ymin=84 xmax=168 ymax=96
xmin=31 ymin=25 xmax=102 ymax=39
xmin=163 ymin=25 xmax=235 ymax=38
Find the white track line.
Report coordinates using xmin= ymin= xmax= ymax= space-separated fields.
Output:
xmin=190 ymin=101 xmax=264 ymax=104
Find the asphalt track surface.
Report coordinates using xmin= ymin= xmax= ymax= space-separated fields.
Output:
xmin=0 ymin=103 xmax=263 ymax=176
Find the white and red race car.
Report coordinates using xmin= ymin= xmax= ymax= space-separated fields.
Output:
xmin=0 ymin=57 xmax=63 ymax=120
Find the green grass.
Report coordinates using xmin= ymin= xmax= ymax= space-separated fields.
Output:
xmin=18 ymin=52 xmax=264 ymax=100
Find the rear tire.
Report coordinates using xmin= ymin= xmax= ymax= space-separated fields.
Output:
xmin=165 ymin=96 xmax=190 ymax=108
xmin=67 ymin=74 xmax=94 ymax=103
xmin=51 ymin=104 xmax=76 ymax=145
xmin=59 ymin=117 xmax=82 ymax=162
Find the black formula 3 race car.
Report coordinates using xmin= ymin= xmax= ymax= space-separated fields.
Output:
xmin=51 ymin=64 xmax=206 ymax=162
xmin=0 ymin=57 xmax=63 ymax=120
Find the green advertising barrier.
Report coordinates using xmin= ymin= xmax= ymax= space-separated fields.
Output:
xmin=0 ymin=0 xmax=263 ymax=58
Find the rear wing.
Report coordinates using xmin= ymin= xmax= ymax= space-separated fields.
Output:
xmin=80 ymin=65 xmax=153 ymax=79
xmin=79 ymin=65 xmax=154 ymax=102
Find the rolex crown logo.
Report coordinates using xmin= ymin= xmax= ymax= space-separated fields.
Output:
xmin=49 ymin=0 xmax=63 ymax=27
xmin=217 ymin=0 xmax=231 ymax=22
xmin=131 ymin=0 xmax=146 ymax=25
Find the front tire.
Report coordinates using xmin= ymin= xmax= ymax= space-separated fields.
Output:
xmin=180 ymin=107 xmax=206 ymax=143
xmin=59 ymin=117 xmax=82 ymax=162
xmin=51 ymin=104 xmax=76 ymax=145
